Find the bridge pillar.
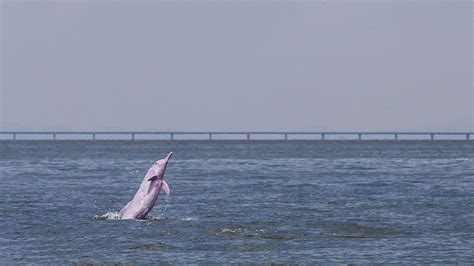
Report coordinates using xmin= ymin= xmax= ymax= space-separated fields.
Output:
xmin=170 ymin=133 xmax=174 ymax=140
xmin=284 ymin=133 xmax=288 ymax=141
xmin=131 ymin=133 xmax=135 ymax=140
xmin=13 ymin=133 xmax=16 ymax=140
xmin=321 ymin=133 xmax=325 ymax=140
xmin=246 ymin=133 xmax=250 ymax=140
xmin=466 ymin=134 xmax=470 ymax=141
xmin=430 ymin=133 xmax=434 ymax=140
xmin=53 ymin=133 xmax=56 ymax=141
xmin=394 ymin=133 xmax=398 ymax=141
xmin=358 ymin=133 xmax=362 ymax=140
xmin=209 ymin=133 xmax=212 ymax=140
xmin=92 ymin=133 xmax=96 ymax=140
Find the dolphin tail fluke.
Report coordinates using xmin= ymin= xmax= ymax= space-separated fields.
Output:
xmin=161 ymin=180 xmax=170 ymax=195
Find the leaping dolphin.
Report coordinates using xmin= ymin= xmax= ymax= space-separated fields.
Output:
xmin=120 ymin=152 xmax=173 ymax=219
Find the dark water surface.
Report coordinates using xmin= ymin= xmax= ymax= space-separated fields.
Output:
xmin=1 ymin=140 xmax=473 ymax=263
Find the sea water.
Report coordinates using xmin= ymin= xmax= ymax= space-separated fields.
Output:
xmin=0 ymin=140 xmax=473 ymax=263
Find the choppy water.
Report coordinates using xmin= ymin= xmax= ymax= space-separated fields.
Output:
xmin=0 ymin=140 xmax=473 ymax=263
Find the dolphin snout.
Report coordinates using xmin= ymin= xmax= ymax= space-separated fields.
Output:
xmin=165 ymin=152 xmax=174 ymax=160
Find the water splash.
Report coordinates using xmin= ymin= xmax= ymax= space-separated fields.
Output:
xmin=128 ymin=169 xmax=141 ymax=174
xmin=95 ymin=196 xmax=171 ymax=221
xmin=94 ymin=211 xmax=122 ymax=220
xmin=94 ymin=211 xmax=166 ymax=221
xmin=154 ymin=195 xmax=171 ymax=219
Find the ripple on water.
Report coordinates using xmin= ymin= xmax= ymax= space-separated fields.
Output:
xmin=216 ymin=226 xmax=265 ymax=237
xmin=2 ymin=140 xmax=474 ymax=263
xmin=128 ymin=243 xmax=169 ymax=251
xmin=307 ymin=221 xmax=408 ymax=239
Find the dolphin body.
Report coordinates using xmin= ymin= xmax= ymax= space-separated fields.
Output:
xmin=120 ymin=152 xmax=173 ymax=219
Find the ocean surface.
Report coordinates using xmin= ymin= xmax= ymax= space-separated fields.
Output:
xmin=0 ymin=140 xmax=473 ymax=263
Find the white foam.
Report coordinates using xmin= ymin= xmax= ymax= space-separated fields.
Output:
xmin=94 ymin=211 xmax=122 ymax=220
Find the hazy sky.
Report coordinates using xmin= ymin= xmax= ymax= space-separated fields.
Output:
xmin=1 ymin=0 xmax=472 ymax=131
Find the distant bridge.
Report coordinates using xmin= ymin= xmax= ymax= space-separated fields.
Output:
xmin=0 ymin=131 xmax=472 ymax=140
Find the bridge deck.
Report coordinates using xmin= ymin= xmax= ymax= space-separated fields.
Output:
xmin=0 ymin=131 xmax=472 ymax=140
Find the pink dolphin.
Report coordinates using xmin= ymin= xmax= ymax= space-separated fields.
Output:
xmin=120 ymin=152 xmax=173 ymax=219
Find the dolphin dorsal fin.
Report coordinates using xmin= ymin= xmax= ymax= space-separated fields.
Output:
xmin=161 ymin=180 xmax=170 ymax=195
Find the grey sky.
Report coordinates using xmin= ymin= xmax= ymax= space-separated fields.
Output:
xmin=1 ymin=0 xmax=472 ymax=131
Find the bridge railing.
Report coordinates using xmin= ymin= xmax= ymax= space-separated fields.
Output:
xmin=0 ymin=131 xmax=472 ymax=140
